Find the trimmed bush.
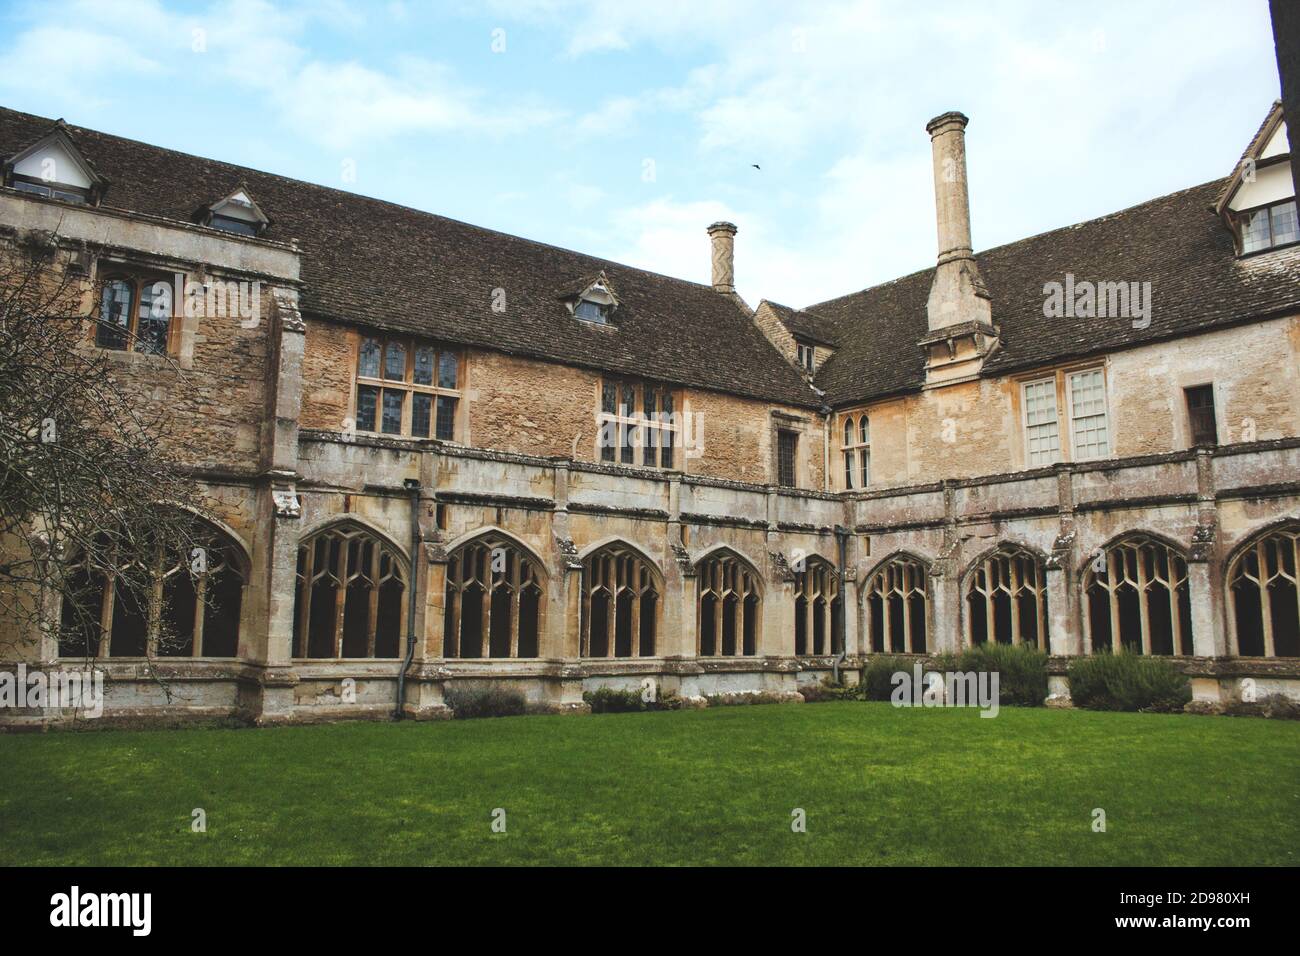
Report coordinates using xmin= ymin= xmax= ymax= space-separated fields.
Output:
xmin=953 ymin=642 xmax=1049 ymax=708
xmin=1068 ymin=653 xmax=1191 ymax=712
xmin=444 ymin=685 xmax=527 ymax=719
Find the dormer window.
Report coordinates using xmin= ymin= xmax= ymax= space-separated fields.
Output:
xmin=563 ymin=272 xmax=619 ymax=325
xmin=201 ymin=187 xmax=269 ymax=237
xmin=11 ymin=177 xmax=89 ymax=204
xmin=1237 ymin=199 xmax=1298 ymax=254
xmin=796 ymin=340 xmax=815 ymax=373
xmin=574 ymin=298 xmax=609 ymax=323
xmin=1217 ymin=102 xmax=1294 ymax=257
xmin=3 ymin=123 xmax=105 ymax=206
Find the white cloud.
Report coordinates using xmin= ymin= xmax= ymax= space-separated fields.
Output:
xmin=0 ymin=26 xmax=163 ymax=102
xmin=0 ymin=0 xmax=561 ymax=150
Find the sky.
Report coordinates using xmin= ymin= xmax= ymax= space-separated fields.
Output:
xmin=0 ymin=0 xmax=1283 ymax=307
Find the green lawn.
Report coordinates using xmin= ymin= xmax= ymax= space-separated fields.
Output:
xmin=1 ymin=702 xmax=1296 ymax=866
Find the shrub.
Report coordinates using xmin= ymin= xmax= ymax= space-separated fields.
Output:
xmin=953 ymin=642 xmax=1049 ymax=708
xmin=445 ymin=685 xmax=527 ymax=719
xmin=704 ymin=690 xmax=795 ymax=707
xmin=1067 ymin=653 xmax=1191 ymax=712
xmin=859 ymin=656 xmax=917 ymax=701
xmin=798 ymin=678 xmax=856 ymax=703
xmin=584 ymin=686 xmax=681 ymax=713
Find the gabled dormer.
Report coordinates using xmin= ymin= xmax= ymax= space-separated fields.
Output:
xmin=199 ymin=184 xmax=270 ymax=237
xmin=559 ymin=271 xmax=619 ymax=325
xmin=1217 ymin=101 xmax=1296 ymax=256
xmin=2 ymin=121 xmax=107 ymax=206
xmin=753 ymin=299 xmax=838 ymax=377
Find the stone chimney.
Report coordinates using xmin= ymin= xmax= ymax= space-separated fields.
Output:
xmin=707 ymin=221 xmax=737 ymax=293
xmin=920 ymin=112 xmax=998 ymax=386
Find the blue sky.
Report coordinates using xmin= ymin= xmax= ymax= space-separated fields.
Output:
xmin=0 ymin=0 xmax=1283 ymax=306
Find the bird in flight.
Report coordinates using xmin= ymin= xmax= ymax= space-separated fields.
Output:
xmin=751 ymin=164 xmax=761 ymax=170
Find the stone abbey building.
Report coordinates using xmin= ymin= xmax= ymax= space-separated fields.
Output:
xmin=0 ymin=97 xmax=1297 ymax=724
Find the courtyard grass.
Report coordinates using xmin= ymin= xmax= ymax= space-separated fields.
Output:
xmin=1 ymin=702 xmax=1296 ymax=866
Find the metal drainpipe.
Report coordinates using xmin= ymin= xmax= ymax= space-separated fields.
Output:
xmin=395 ymin=478 xmax=422 ymax=720
xmin=833 ymin=524 xmax=849 ymax=684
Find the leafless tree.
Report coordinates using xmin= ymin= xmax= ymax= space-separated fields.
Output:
xmin=0 ymin=230 xmax=215 ymax=666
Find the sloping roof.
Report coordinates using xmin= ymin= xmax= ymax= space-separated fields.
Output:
xmin=0 ymin=106 xmax=818 ymax=408
xmin=1215 ymin=99 xmax=1285 ymax=214
xmin=761 ymin=299 xmax=840 ymax=347
xmin=809 ymin=179 xmax=1300 ymax=408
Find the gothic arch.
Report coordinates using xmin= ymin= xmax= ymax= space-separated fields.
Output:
xmin=1225 ymin=518 xmax=1300 ymax=658
xmin=445 ymin=525 xmax=549 ymax=575
xmin=443 ymin=529 xmax=547 ymax=659
xmin=300 ymin=514 xmax=411 ymax=571
xmin=961 ymin=542 xmax=1050 ymax=649
xmin=1081 ymin=531 xmax=1192 ymax=655
xmin=695 ymin=546 xmax=763 ymax=657
xmin=862 ymin=551 xmax=931 ymax=654
xmin=580 ymin=539 xmax=663 ymax=658
xmin=293 ymin=519 xmax=410 ymax=658
xmin=57 ymin=510 xmax=248 ymax=660
xmin=154 ymin=500 xmax=253 ymax=578
xmin=793 ymin=554 xmax=841 ymax=656
xmin=692 ymin=543 xmax=766 ymax=590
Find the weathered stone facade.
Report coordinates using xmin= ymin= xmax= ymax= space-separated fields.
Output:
xmin=1 ymin=100 xmax=1298 ymax=727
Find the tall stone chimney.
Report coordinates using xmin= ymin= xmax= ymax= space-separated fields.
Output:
xmin=707 ymin=221 xmax=737 ymax=293
xmin=919 ymin=112 xmax=998 ymax=386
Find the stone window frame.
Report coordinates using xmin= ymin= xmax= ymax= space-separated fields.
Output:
xmin=696 ymin=548 xmax=763 ymax=657
xmin=442 ymin=533 xmax=546 ymax=660
xmin=863 ymin=553 xmax=930 ymax=654
xmin=1226 ymin=522 xmax=1300 ymax=659
xmin=770 ymin=411 xmax=809 ymax=489
xmin=597 ymin=377 xmax=680 ymax=469
xmin=579 ymin=542 xmax=662 ymax=659
xmin=1183 ymin=383 xmax=1219 ymax=448
xmin=793 ymin=555 xmax=840 ymax=656
xmin=57 ymin=519 xmax=248 ymax=661
xmin=795 ymin=340 xmax=815 ymax=373
xmin=293 ymin=522 xmax=408 ymax=659
xmin=841 ymin=414 xmax=871 ymax=490
xmin=962 ymin=543 xmax=1049 ymax=650
xmin=93 ymin=268 xmax=180 ymax=357
xmin=354 ymin=333 xmax=461 ymax=441
xmin=1014 ymin=362 xmax=1112 ymax=469
xmin=1081 ymin=533 xmax=1193 ymax=656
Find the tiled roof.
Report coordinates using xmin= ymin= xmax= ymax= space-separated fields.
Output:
xmin=762 ymin=299 xmax=840 ymax=347
xmin=810 ymin=179 xmax=1300 ymax=407
xmin=0 ymin=106 xmax=819 ymax=408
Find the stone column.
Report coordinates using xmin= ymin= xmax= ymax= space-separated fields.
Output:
xmin=1187 ymin=561 xmax=1219 ymax=657
xmin=1045 ymin=568 xmax=1073 ymax=655
xmin=1189 ymin=448 xmax=1223 ymax=658
xmin=241 ymin=288 xmax=305 ymax=723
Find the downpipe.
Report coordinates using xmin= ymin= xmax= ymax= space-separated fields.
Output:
xmin=832 ymin=525 xmax=849 ymax=684
xmin=395 ymin=478 xmax=422 ymax=720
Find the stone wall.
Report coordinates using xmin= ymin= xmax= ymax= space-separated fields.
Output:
xmin=298 ymin=329 xmax=828 ymax=488
xmin=833 ymin=314 xmax=1300 ymax=489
